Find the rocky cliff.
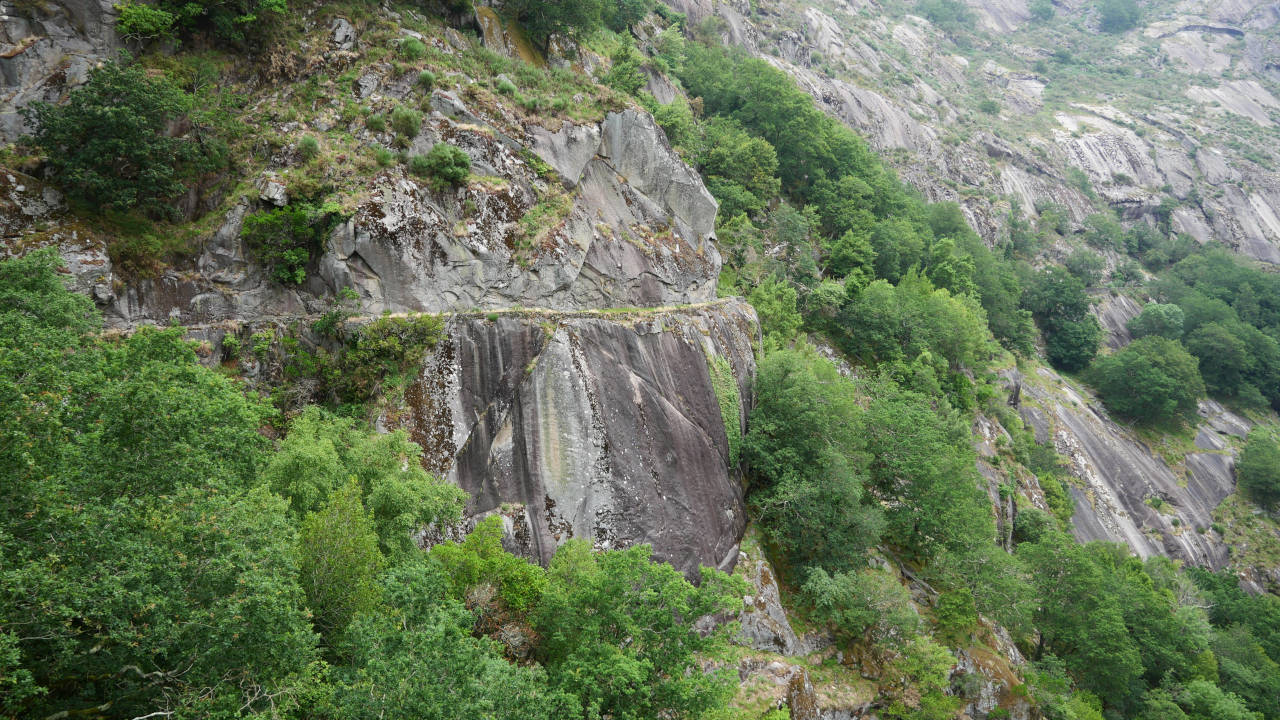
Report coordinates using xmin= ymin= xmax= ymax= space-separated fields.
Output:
xmin=662 ymin=0 xmax=1280 ymax=263
xmin=1 ymin=3 xmax=758 ymax=576
xmin=388 ymin=301 xmax=756 ymax=575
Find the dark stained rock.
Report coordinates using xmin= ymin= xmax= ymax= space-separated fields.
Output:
xmin=389 ymin=300 xmax=759 ymax=577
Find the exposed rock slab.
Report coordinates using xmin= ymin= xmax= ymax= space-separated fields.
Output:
xmin=1011 ymin=368 xmax=1236 ymax=569
xmin=389 ymin=300 xmax=759 ymax=577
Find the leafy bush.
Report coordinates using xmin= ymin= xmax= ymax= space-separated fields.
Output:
xmin=412 ymin=143 xmax=471 ymax=191
xmin=241 ymin=202 xmax=341 ymax=284
xmin=115 ymin=0 xmax=177 ymax=39
xmin=398 ymin=37 xmax=427 ymax=60
xmin=1024 ymin=267 xmax=1100 ymax=372
xmin=801 ymin=567 xmax=919 ymax=645
xmin=365 ymin=112 xmax=386 ymax=132
xmin=1237 ymin=430 xmax=1280 ymax=510
xmin=1088 ymin=337 xmax=1204 ymax=425
xmin=298 ymin=135 xmax=320 ymax=162
xmin=119 ymin=0 xmax=285 ymax=46
xmin=497 ymin=0 xmax=607 ymax=49
xmin=496 ymin=77 xmax=518 ymax=95
xmin=21 ymin=61 xmax=221 ymax=218
xmin=1099 ymin=0 xmax=1140 ymax=33
xmin=418 ymin=69 xmax=436 ymax=89
xmin=389 ymin=106 xmax=422 ymax=138
xmin=1030 ymin=0 xmax=1054 ymax=21
xmin=743 ymin=349 xmax=884 ymax=574
xmin=1128 ymin=302 xmax=1185 ymax=340
xmin=934 ymin=588 xmax=978 ymax=645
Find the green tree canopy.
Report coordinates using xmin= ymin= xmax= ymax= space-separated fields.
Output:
xmin=1088 ymin=337 xmax=1204 ymax=425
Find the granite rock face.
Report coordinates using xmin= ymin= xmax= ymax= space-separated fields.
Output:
xmin=80 ymin=95 xmax=720 ymax=328
xmin=1010 ymin=367 xmax=1246 ymax=569
xmin=1 ymin=1 xmax=119 ymax=141
xmin=663 ymin=0 xmax=1280 ymax=264
xmin=387 ymin=300 xmax=758 ymax=577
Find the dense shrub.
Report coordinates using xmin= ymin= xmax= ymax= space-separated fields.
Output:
xmin=1088 ymin=337 xmax=1204 ymax=425
xmin=411 ymin=143 xmax=472 ymax=191
xmin=1128 ymin=302 xmax=1185 ymax=340
xmin=389 ymin=106 xmax=422 ymax=138
xmin=1237 ymin=430 xmax=1280 ymax=510
xmin=801 ymin=567 xmax=919 ymax=645
xmin=114 ymin=0 xmax=286 ymax=46
xmin=1024 ymin=268 xmax=1101 ymax=372
xmin=21 ymin=61 xmax=221 ymax=218
xmin=241 ymin=202 xmax=341 ymax=284
xmin=1099 ymin=0 xmax=1140 ymax=33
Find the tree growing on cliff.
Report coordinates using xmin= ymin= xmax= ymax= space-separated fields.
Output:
xmin=1237 ymin=430 xmax=1280 ymax=510
xmin=21 ymin=60 xmax=222 ymax=218
xmin=1088 ymin=336 xmax=1204 ymax=425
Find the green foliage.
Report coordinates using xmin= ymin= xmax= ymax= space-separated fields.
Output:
xmin=497 ymin=0 xmax=606 ymax=49
xmin=860 ymin=378 xmax=994 ymax=565
xmin=1064 ymin=248 xmax=1105 ymax=286
xmin=390 ymin=105 xmax=422 ymax=137
xmin=21 ymin=60 xmax=222 ymax=218
xmin=748 ymin=275 xmax=803 ymax=343
xmin=881 ymin=636 xmax=962 ymax=720
xmin=241 ymin=202 xmax=341 ymax=285
xmin=398 ymin=36 xmax=427 ymax=60
xmin=430 ymin=515 xmax=548 ymax=612
xmin=413 ymin=143 xmax=472 ymax=191
xmin=800 ymin=567 xmax=919 ymax=645
xmin=1186 ymin=322 xmax=1249 ymax=396
xmin=1088 ymin=337 xmax=1204 ymax=425
xmin=115 ymin=0 xmax=176 ymax=39
xmin=603 ymin=45 xmax=646 ymax=96
xmin=331 ymin=560 xmax=572 ymax=719
xmin=365 ymin=112 xmax=386 ymax=132
xmin=934 ymin=588 xmax=978 ymax=645
xmin=262 ymin=406 xmax=466 ymax=557
xmin=1024 ymin=267 xmax=1101 ymax=371
xmin=916 ymin=0 xmax=975 ymax=31
xmin=298 ymin=134 xmax=321 ymax=161
xmin=299 ymin=479 xmax=386 ymax=639
xmin=604 ymin=0 xmax=651 ymax=32
xmin=532 ymin=540 xmax=745 ymax=720
xmin=707 ymin=354 xmax=742 ymax=465
xmin=129 ymin=0 xmax=284 ymax=46
xmin=1129 ymin=302 xmax=1185 ymax=340
xmin=833 ymin=273 xmax=991 ymax=373
xmin=743 ymin=348 xmax=884 ymax=574
xmin=1030 ymin=0 xmax=1055 ymax=21
xmin=0 ymin=251 xmax=318 ymax=718
xmin=1237 ymin=429 xmax=1280 ymax=510
xmin=417 ymin=69 xmax=436 ymax=88
xmin=1098 ymin=0 xmax=1141 ymax=33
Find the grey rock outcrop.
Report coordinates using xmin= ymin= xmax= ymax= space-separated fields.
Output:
xmin=1 ymin=0 xmax=118 ymax=142
xmin=661 ymin=0 xmax=1280 ymax=263
xmin=1011 ymin=367 xmax=1246 ymax=569
xmin=387 ymin=300 xmax=758 ymax=577
xmin=74 ymin=93 xmax=722 ymax=329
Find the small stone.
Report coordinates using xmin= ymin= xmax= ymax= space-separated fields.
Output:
xmin=257 ymin=178 xmax=288 ymax=207
xmin=330 ymin=17 xmax=357 ymax=51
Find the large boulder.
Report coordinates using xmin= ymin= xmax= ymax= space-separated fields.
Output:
xmin=387 ymin=300 xmax=758 ymax=577
xmin=0 ymin=0 xmax=118 ymax=143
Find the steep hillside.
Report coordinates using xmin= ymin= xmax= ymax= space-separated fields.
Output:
xmin=664 ymin=0 xmax=1280 ymax=262
xmin=5 ymin=1 xmax=1280 ymax=720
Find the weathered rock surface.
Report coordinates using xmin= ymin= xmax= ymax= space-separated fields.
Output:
xmin=1010 ymin=367 xmax=1247 ymax=569
xmin=661 ymin=0 xmax=1280 ymax=263
xmin=21 ymin=90 xmax=723 ymax=329
xmin=0 ymin=0 xmax=118 ymax=142
xmin=387 ymin=300 xmax=758 ymax=577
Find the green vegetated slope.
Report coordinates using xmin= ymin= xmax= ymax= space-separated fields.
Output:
xmin=3 ymin=1 xmax=1280 ymax=720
